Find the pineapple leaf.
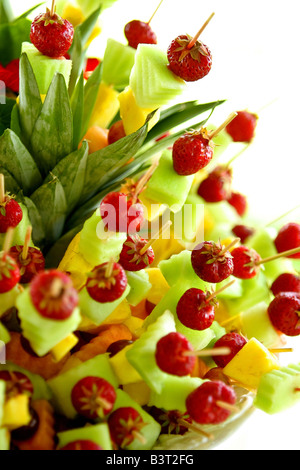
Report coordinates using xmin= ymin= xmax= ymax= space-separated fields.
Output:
xmin=18 ymin=53 xmax=42 ymax=147
xmin=21 ymin=196 xmax=45 ymax=246
xmin=45 ymin=224 xmax=84 ymax=269
xmin=43 ymin=141 xmax=89 ymax=214
xmin=0 ymin=129 xmax=42 ymax=194
xmin=70 ymin=72 xmax=84 ymax=149
xmin=81 ymin=61 xmax=102 ymax=138
xmin=0 ymin=167 xmax=20 ymax=194
xmin=30 ymin=73 xmax=73 ymax=176
xmin=30 ymin=177 xmax=68 ymax=247
xmin=10 ymin=103 xmax=22 ymax=139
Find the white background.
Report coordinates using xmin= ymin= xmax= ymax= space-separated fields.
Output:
xmin=12 ymin=0 xmax=300 ymax=450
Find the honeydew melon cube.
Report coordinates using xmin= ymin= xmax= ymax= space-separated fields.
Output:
xmin=0 ymin=428 xmax=10 ymax=451
xmin=223 ymin=337 xmax=280 ymax=389
xmin=0 ymin=362 xmax=52 ymax=401
xmin=112 ymin=389 xmax=161 ymax=450
xmin=158 ymin=250 xmax=209 ymax=288
xmin=206 ymin=321 xmax=226 ymax=348
xmin=118 ymin=86 xmax=160 ymax=135
xmin=216 ymin=276 xmax=243 ymax=299
xmin=57 ymin=423 xmax=112 ymax=450
xmin=148 ymin=376 xmax=204 ymax=412
xmin=143 ymin=150 xmax=194 ymax=212
xmin=16 ymin=289 xmax=81 ymax=357
xmin=79 ymin=209 xmax=126 ymax=266
xmin=206 ymin=126 xmax=232 ymax=160
xmin=130 ymin=44 xmax=186 ymax=109
xmin=0 ymin=380 xmax=5 ymax=426
xmin=241 ymin=302 xmax=281 ymax=348
xmin=0 ymin=285 xmax=22 ymax=318
xmin=47 ymin=354 xmax=119 ymax=419
xmin=88 ymin=82 xmax=120 ymax=129
xmin=126 ymin=270 xmax=151 ymax=306
xmin=79 ymin=284 xmax=130 ymax=325
xmin=102 ymin=39 xmax=136 ymax=89
xmin=254 ymin=363 xmax=300 ymax=414
xmin=0 ymin=323 xmax=10 ymax=344
xmin=21 ymin=42 xmax=72 ymax=95
xmin=109 ymin=344 xmax=143 ymax=385
xmin=172 ymin=193 xmax=205 ymax=245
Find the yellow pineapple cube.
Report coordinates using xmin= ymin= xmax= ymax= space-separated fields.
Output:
xmin=223 ymin=337 xmax=280 ymax=389
xmin=101 ymin=300 xmax=131 ymax=325
xmin=50 ymin=334 xmax=79 ymax=363
xmin=109 ymin=344 xmax=142 ymax=385
xmin=118 ymin=87 xmax=160 ymax=135
xmin=62 ymin=4 xmax=101 ymax=46
xmin=145 ymin=268 xmax=170 ymax=304
xmin=139 ymin=193 xmax=166 ymax=222
xmin=123 ymin=381 xmax=151 ymax=406
xmin=2 ymin=395 xmax=31 ymax=430
xmin=88 ymin=82 xmax=120 ymax=129
xmin=58 ymin=233 xmax=93 ymax=290
xmin=123 ymin=316 xmax=144 ymax=338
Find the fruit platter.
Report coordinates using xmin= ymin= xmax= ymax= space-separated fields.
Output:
xmin=0 ymin=0 xmax=299 ymax=451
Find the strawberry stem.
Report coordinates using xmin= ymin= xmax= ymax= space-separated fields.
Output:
xmin=140 ymin=220 xmax=172 ymax=255
xmin=22 ymin=226 xmax=32 ymax=261
xmin=219 ymin=237 xmax=240 ymax=256
xmin=255 ymin=246 xmax=300 ymax=265
xmin=148 ymin=0 xmax=164 ymax=25
xmin=0 ymin=174 xmax=5 ymax=204
xmin=208 ymin=112 xmax=238 ymax=140
xmin=206 ymin=279 xmax=236 ymax=303
xmin=187 ymin=12 xmax=215 ymax=50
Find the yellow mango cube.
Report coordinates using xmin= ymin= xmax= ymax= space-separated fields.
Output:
xmin=123 ymin=316 xmax=144 ymax=338
xmin=223 ymin=337 xmax=280 ymax=389
xmin=118 ymin=87 xmax=160 ymax=135
xmin=51 ymin=334 xmax=79 ymax=363
xmin=139 ymin=193 xmax=166 ymax=222
xmin=89 ymin=82 xmax=120 ymax=129
xmin=109 ymin=344 xmax=142 ymax=385
xmin=145 ymin=268 xmax=170 ymax=304
xmin=58 ymin=233 xmax=93 ymax=290
xmin=2 ymin=395 xmax=31 ymax=430
xmin=123 ymin=381 xmax=151 ymax=406
xmin=101 ymin=300 xmax=131 ymax=326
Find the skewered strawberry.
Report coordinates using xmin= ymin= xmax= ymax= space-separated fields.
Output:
xmin=213 ymin=333 xmax=247 ymax=368
xmin=29 ymin=270 xmax=79 ymax=320
xmin=267 ymin=292 xmax=300 ymax=337
xmin=232 ymin=224 xmax=255 ymax=243
xmin=225 ymin=110 xmax=258 ymax=142
xmin=203 ymin=368 xmax=231 ymax=385
xmin=86 ymin=261 xmax=127 ymax=303
xmin=228 ymin=192 xmax=248 ymax=216
xmin=30 ymin=1 xmax=74 ymax=58
xmin=191 ymin=240 xmax=236 ymax=283
xmin=119 ymin=235 xmax=155 ymax=271
xmin=270 ymin=273 xmax=300 ymax=296
xmin=274 ymin=223 xmax=300 ymax=259
xmin=197 ymin=165 xmax=232 ymax=202
xmin=172 ymin=129 xmax=214 ymax=175
xmin=149 ymin=407 xmax=192 ymax=435
xmin=155 ymin=332 xmax=196 ymax=376
xmin=0 ymin=371 xmax=34 ymax=399
xmin=176 ymin=288 xmax=215 ymax=331
xmin=0 ymin=175 xmax=23 ymax=233
xmin=124 ymin=20 xmax=157 ymax=49
xmin=100 ymin=191 xmax=144 ymax=234
xmin=108 ymin=407 xmax=146 ymax=448
xmin=71 ymin=376 xmax=116 ymax=419
xmin=0 ymin=252 xmax=20 ymax=294
xmin=108 ymin=120 xmax=126 ymax=145
xmin=231 ymin=245 xmax=261 ymax=279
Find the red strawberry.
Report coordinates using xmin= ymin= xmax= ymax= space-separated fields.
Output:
xmin=167 ymin=35 xmax=212 ymax=82
xmin=108 ymin=407 xmax=146 ymax=448
xmin=225 ymin=110 xmax=258 ymax=142
xmin=186 ymin=381 xmax=236 ymax=425
xmin=86 ymin=262 xmax=127 ymax=303
xmin=176 ymin=288 xmax=215 ymax=330
xmin=213 ymin=332 xmax=247 ymax=368
xmin=9 ymin=245 xmax=45 ymax=284
xmin=227 ymin=192 xmax=248 ymax=216
xmin=100 ymin=191 xmax=144 ymax=234
xmin=108 ymin=120 xmax=126 ymax=145
xmin=149 ymin=407 xmax=192 ymax=435
xmin=191 ymin=241 xmax=234 ymax=283
xmin=71 ymin=376 xmax=116 ymax=419
xmin=30 ymin=270 xmax=78 ymax=320
xmin=0 ymin=371 xmax=34 ymax=399
xmin=119 ymin=235 xmax=154 ymax=271
xmin=124 ymin=20 xmax=157 ymax=49
xmin=0 ymin=196 xmax=23 ymax=233
xmin=203 ymin=368 xmax=231 ymax=385
xmin=83 ymin=58 xmax=101 ymax=80
xmin=30 ymin=9 xmax=74 ymax=58
xmin=274 ymin=223 xmax=300 ymax=259
xmin=231 ymin=245 xmax=261 ymax=279
xmin=172 ymin=129 xmax=214 ymax=175
xmin=232 ymin=224 xmax=255 ymax=243
xmin=197 ymin=166 xmax=232 ymax=202
xmin=155 ymin=332 xmax=196 ymax=376
xmin=0 ymin=253 xmax=20 ymax=294
xmin=270 ymin=273 xmax=300 ymax=296
xmin=267 ymin=292 xmax=300 ymax=336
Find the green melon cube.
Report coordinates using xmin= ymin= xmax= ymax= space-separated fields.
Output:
xmin=16 ymin=289 xmax=81 ymax=357
xmin=158 ymin=250 xmax=209 ymax=288
xmin=206 ymin=126 xmax=232 ymax=160
xmin=143 ymin=150 xmax=194 ymax=212
xmin=79 ymin=284 xmax=130 ymax=325
xmin=170 ymin=193 xmax=205 ymax=245
xmin=148 ymin=376 xmax=204 ymax=412
xmin=241 ymin=302 xmax=281 ymax=348
xmin=57 ymin=423 xmax=112 ymax=450
xmin=126 ymin=270 xmax=151 ymax=306
xmin=0 ymin=323 xmax=10 ymax=345
xmin=0 ymin=362 xmax=51 ymax=401
xmin=21 ymin=42 xmax=72 ymax=95
xmin=102 ymin=39 xmax=136 ymax=89
xmin=255 ymin=363 xmax=300 ymax=414
xmin=0 ymin=380 xmax=5 ymax=427
xmin=79 ymin=209 xmax=126 ymax=266
xmin=112 ymin=389 xmax=161 ymax=450
xmin=0 ymin=286 xmax=21 ymax=318
xmin=47 ymin=354 xmax=119 ymax=419
xmin=0 ymin=428 xmax=10 ymax=451
xmin=130 ymin=44 xmax=186 ymax=109
xmin=216 ymin=276 xmax=243 ymax=299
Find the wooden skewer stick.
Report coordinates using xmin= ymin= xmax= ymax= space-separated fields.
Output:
xmin=269 ymin=348 xmax=294 ymax=354
xmin=225 ymin=144 xmax=250 ymax=169
xmin=2 ymin=228 xmax=14 ymax=254
xmin=177 ymin=418 xmax=214 ymax=440
xmin=254 ymin=246 xmax=300 ymax=266
xmin=132 ymin=161 xmax=159 ymax=203
xmin=219 ymin=237 xmax=240 ymax=256
xmin=132 ymin=430 xmax=147 ymax=445
xmin=105 ymin=258 xmax=115 ymax=278
xmin=50 ymin=0 xmax=56 ymax=16
xmin=50 ymin=277 xmax=63 ymax=298
xmin=206 ymin=280 xmax=236 ymax=303
xmin=216 ymin=401 xmax=239 ymax=413
xmin=208 ymin=112 xmax=238 ymax=140
xmin=0 ymin=174 xmax=5 ymax=204
xmin=22 ymin=226 xmax=32 ymax=261
xmin=148 ymin=0 xmax=164 ymax=25
xmin=220 ymin=313 xmax=241 ymax=327
xmin=187 ymin=12 xmax=215 ymax=50
xmin=183 ymin=347 xmax=231 ymax=358
xmin=265 ymin=204 xmax=300 ymax=227
xmin=140 ymin=220 xmax=172 ymax=255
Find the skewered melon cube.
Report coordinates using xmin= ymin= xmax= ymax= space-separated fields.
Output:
xmin=21 ymin=43 xmax=72 ymax=95
xmin=126 ymin=270 xmax=151 ymax=306
xmin=143 ymin=150 xmax=194 ymax=212
xmin=109 ymin=344 xmax=142 ymax=385
xmin=148 ymin=376 xmax=204 ymax=412
xmin=0 ymin=322 xmax=10 ymax=344
xmin=0 ymin=285 xmax=23 ymax=319
xmin=241 ymin=302 xmax=281 ymax=348
xmin=118 ymin=86 xmax=160 ymax=135
xmin=102 ymin=39 xmax=136 ymax=89
xmin=57 ymin=423 xmax=112 ymax=450
xmin=129 ymin=44 xmax=186 ymax=109
xmin=158 ymin=250 xmax=209 ymax=289
xmin=223 ymin=337 xmax=280 ymax=389
xmin=254 ymin=363 xmax=300 ymax=414
xmin=2 ymin=394 xmax=31 ymax=430
xmin=88 ymin=82 xmax=120 ymax=129
xmin=122 ymin=381 xmax=151 ymax=406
